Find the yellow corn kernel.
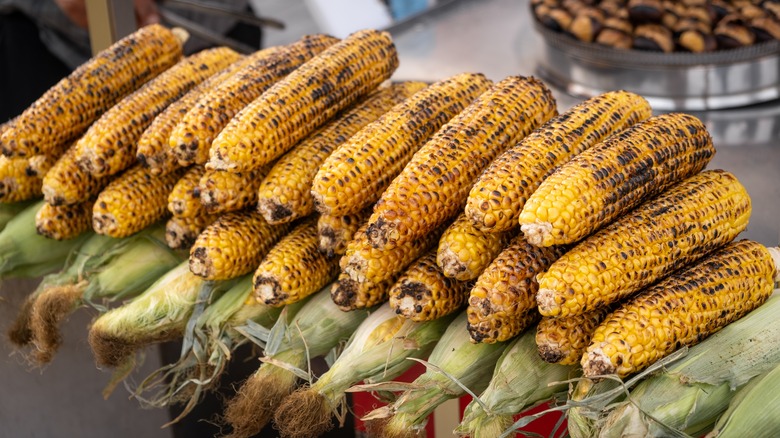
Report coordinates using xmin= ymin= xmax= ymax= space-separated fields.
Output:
xmin=208 ymin=29 xmax=399 ymax=173
xmin=318 ymin=209 xmax=372 ymax=258
xmin=536 ymin=309 xmax=610 ymax=365
xmin=35 ymin=200 xmax=94 ymax=240
xmin=312 ymin=72 xmax=492 ymax=217
xmin=165 ymin=213 xmax=218 ymax=250
xmin=0 ymin=155 xmax=43 ymax=202
xmin=168 ymin=165 xmax=206 ymax=218
xmin=42 ymin=146 xmax=113 ymax=206
xmin=437 ymin=213 xmax=514 ymax=281
xmin=199 ymin=166 xmax=270 ymax=215
xmin=537 ymin=170 xmax=752 ymax=318
xmin=330 ymin=272 xmax=397 ymax=311
xmin=465 ymin=90 xmax=651 ymax=233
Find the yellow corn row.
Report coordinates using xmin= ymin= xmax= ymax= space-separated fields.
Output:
xmin=388 ymin=250 xmax=470 ymax=322
xmin=208 ymin=29 xmax=400 ymax=173
xmin=436 ymin=213 xmax=514 ymax=281
xmin=93 ymin=165 xmax=186 ymax=238
xmin=199 ymin=166 xmax=270 ymax=215
xmin=168 ymin=165 xmax=206 ymax=218
xmin=330 ymin=272 xmax=397 ymax=311
xmin=253 ymin=216 xmax=340 ymax=307
xmin=42 ymin=146 xmax=113 ymax=206
xmin=74 ymin=47 xmax=241 ymax=178
xmin=1 ymin=24 xmax=183 ymax=158
xmin=366 ymin=76 xmax=557 ymax=250
xmin=340 ymin=222 xmax=444 ymax=285
xmin=189 ymin=210 xmax=293 ymax=280
xmin=465 ymin=90 xmax=652 ymax=233
xmin=536 ymin=309 xmax=610 ymax=365
xmin=312 ymin=73 xmax=492 ymax=217
xmin=165 ymin=214 xmax=217 ymax=250
xmin=256 ymin=81 xmax=426 ymax=225
xmin=35 ymin=200 xmax=94 ymax=240
xmin=467 ymin=234 xmax=565 ymax=343
xmin=0 ymin=155 xmax=43 ymax=202
xmin=136 ymin=55 xmax=247 ymax=175
xmin=537 ymin=170 xmax=752 ymax=318
xmin=318 ymin=209 xmax=372 ymax=258
xmin=519 ymin=113 xmax=715 ymax=247
xmin=583 ymin=239 xmax=779 ymax=378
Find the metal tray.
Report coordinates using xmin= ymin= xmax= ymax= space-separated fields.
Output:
xmin=534 ymin=21 xmax=780 ymax=111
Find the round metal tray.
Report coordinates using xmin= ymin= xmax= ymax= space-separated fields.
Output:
xmin=534 ymin=22 xmax=780 ymax=111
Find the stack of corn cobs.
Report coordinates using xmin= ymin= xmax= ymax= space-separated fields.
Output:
xmin=1 ymin=24 xmax=778 ymax=438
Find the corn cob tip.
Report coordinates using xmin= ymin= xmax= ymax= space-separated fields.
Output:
xmin=256 ymin=199 xmax=293 ymax=224
xmin=165 ymin=220 xmax=197 ymax=250
xmin=390 ymin=282 xmax=428 ymax=319
xmin=171 ymin=27 xmax=189 ymax=45
xmin=318 ymin=230 xmax=338 ymax=258
xmin=537 ymin=343 xmax=566 ymax=364
xmin=520 ymin=221 xmax=552 ymax=247
xmin=330 ymin=278 xmax=359 ymax=311
xmin=189 ymin=246 xmax=213 ymax=278
xmin=366 ymin=216 xmax=400 ymax=249
xmin=254 ymin=277 xmax=284 ymax=306
xmin=436 ymin=246 xmax=467 ymax=279
xmin=536 ymin=287 xmax=561 ymax=316
xmin=582 ymin=346 xmax=616 ymax=378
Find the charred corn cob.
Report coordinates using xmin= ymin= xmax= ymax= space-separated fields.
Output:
xmin=25 ymin=154 xmax=59 ymax=178
xmin=536 ymin=309 xmax=609 ymax=365
xmin=256 ymin=82 xmax=426 ymax=224
xmin=537 ymin=169 xmax=752 ymax=318
xmin=389 ymin=250 xmax=471 ymax=322
xmin=93 ymin=165 xmax=186 ymax=238
xmin=253 ymin=216 xmax=340 ymax=307
xmin=366 ymin=76 xmax=557 ymax=250
xmin=189 ymin=210 xmax=293 ymax=280
xmin=199 ymin=167 xmax=270 ymax=214
xmin=465 ymin=90 xmax=652 ymax=233
xmin=136 ymin=56 xmax=247 ymax=175
xmin=519 ymin=113 xmax=715 ymax=247
xmin=583 ymin=240 xmax=780 ymax=379
xmin=74 ymin=47 xmax=241 ymax=178
xmin=208 ymin=29 xmax=399 ymax=173
xmin=170 ymin=35 xmax=338 ymax=166
xmin=1 ymin=24 xmax=183 ymax=158
xmin=41 ymin=146 xmax=113 ymax=206
xmin=330 ymin=272 xmax=397 ymax=311
xmin=467 ymin=234 xmax=565 ymax=343
xmin=312 ymin=73 xmax=492 ymax=216
xmin=35 ymin=200 xmax=94 ymax=240
xmin=318 ymin=209 xmax=372 ymax=258
xmin=167 ymin=165 xmax=206 ymax=218
xmin=0 ymin=155 xmax=43 ymax=202
xmin=165 ymin=214 xmax=217 ymax=250
xmin=437 ymin=212 xmax=514 ymax=281
xmin=341 ymin=222 xmax=444 ymax=285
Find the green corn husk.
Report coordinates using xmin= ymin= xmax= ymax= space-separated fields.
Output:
xmin=456 ymin=328 xmax=576 ymax=438
xmin=273 ymin=303 xmax=455 ymax=438
xmin=354 ymin=311 xmax=508 ymax=438
xmin=706 ymin=362 xmax=780 ymax=437
xmin=224 ymin=285 xmax=370 ymax=438
xmin=584 ymin=293 xmax=780 ymax=437
xmin=0 ymin=199 xmax=35 ymax=231
xmin=0 ymin=200 xmax=90 ymax=279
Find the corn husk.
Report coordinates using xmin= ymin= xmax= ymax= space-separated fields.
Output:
xmin=272 ymin=303 xmax=455 ymax=438
xmin=457 ymin=328 xmax=576 ymax=438
xmin=224 ymin=285 xmax=370 ymax=438
xmin=0 ymin=199 xmax=35 ymax=231
xmin=706 ymin=362 xmax=780 ymax=437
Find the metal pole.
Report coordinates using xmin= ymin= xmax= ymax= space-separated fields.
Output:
xmin=84 ymin=0 xmax=137 ymax=54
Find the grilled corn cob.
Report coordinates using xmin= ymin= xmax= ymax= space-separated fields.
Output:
xmin=93 ymin=165 xmax=186 ymax=238
xmin=0 ymin=155 xmax=43 ymax=202
xmin=256 ymin=82 xmax=426 ymax=224
xmin=253 ymin=216 xmax=340 ymax=307
xmin=189 ymin=210 xmax=293 ymax=280
xmin=199 ymin=167 xmax=270 ymax=214
xmin=318 ymin=209 xmax=371 ymax=258
xmin=167 ymin=165 xmax=206 ymax=218
xmin=465 ymin=90 xmax=652 ymax=233
xmin=1 ymin=24 xmax=183 ymax=158
xmin=366 ymin=76 xmax=557 ymax=250
xmin=583 ymin=240 xmax=780 ymax=378
xmin=467 ymin=234 xmax=565 ymax=343
xmin=165 ymin=213 xmax=217 ymax=250
xmin=341 ymin=222 xmax=444 ymax=284
xmin=389 ymin=250 xmax=471 ymax=322
xmin=437 ymin=212 xmax=514 ymax=281
xmin=25 ymin=154 xmax=59 ymax=178
xmin=170 ymin=35 xmax=338 ymax=166
xmin=519 ymin=113 xmax=715 ymax=247
xmin=537 ymin=169 xmax=751 ymax=318
xmin=41 ymin=146 xmax=113 ymax=206
xmin=536 ymin=309 xmax=609 ymax=365
xmin=312 ymin=73 xmax=492 ymax=216
xmin=208 ymin=29 xmax=399 ymax=173
xmin=35 ymin=200 xmax=94 ymax=240
xmin=74 ymin=47 xmax=241 ymax=178
xmin=136 ymin=56 xmax=247 ymax=175
xmin=330 ymin=272 xmax=396 ymax=311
